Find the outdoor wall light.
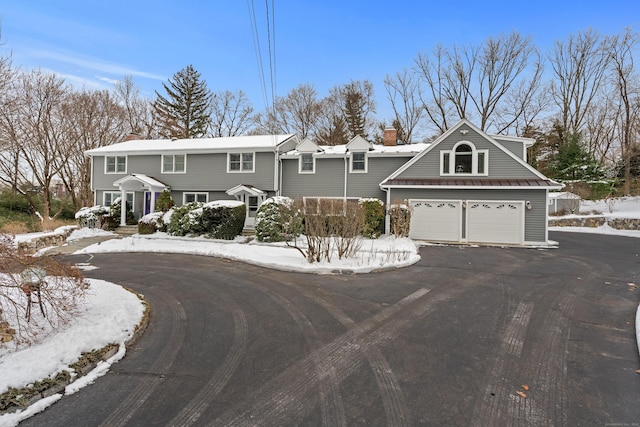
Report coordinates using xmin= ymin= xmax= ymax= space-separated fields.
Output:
xmin=526 ymin=201 xmax=532 ymax=210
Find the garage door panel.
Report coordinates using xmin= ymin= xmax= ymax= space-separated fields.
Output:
xmin=466 ymin=201 xmax=523 ymax=244
xmin=409 ymin=200 xmax=461 ymax=241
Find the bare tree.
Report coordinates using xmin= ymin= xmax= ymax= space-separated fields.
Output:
xmin=548 ymin=28 xmax=609 ymax=143
xmin=415 ymin=32 xmax=543 ymax=135
xmin=384 ymin=69 xmax=424 ymax=143
xmin=606 ymin=28 xmax=640 ymax=194
xmin=57 ymin=89 xmax=127 ymax=210
xmin=8 ymin=70 xmax=69 ymax=219
xmin=208 ymin=89 xmax=255 ymax=137
xmin=256 ymin=83 xmax=321 ymax=138
xmin=314 ymin=95 xmax=350 ymax=145
xmin=0 ymin=52 xmax=20 ymax=191
xmin=113 ymin=75 xmax=155 ymax=138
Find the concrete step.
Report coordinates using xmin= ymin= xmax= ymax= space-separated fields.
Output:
xmin=114 ymin=225 xmax=138 ymax=236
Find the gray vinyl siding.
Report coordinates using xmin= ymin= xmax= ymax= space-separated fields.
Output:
xmin=493 ymin=137 xmax=525 ymax=160
xmin=388 ymin=188 xmax=547 ymax=243
xmin=281 ymin=155 xmax=412 ymax=201
xmin=92 ymin=151 xmax=277 ymax=192
xmin=281 ymin=157 xmax=346 ymax=199
xmin=347 ymin=156 xmax=410 ymax=200
xmin=397 ymin=124 xmax=539 ymax=180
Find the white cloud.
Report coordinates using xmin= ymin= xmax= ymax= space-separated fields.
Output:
xmin=32 ymin=49 xmax=165 ymax=81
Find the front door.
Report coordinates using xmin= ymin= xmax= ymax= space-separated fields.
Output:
xmin=241 ymin=194 xmax=265 ymax=227
xmin=144 ymin=192 xmax=161 ymax=215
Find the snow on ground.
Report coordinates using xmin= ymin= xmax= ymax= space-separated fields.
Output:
xmin=2 ymin=196 xmax=639 ymax=424
xmin=0 ymin=279 xmax=144 ymax=427
xmin=75 ymin=233 xmax=421 ymax=274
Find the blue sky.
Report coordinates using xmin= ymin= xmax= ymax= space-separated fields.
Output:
xmin=1 ymin=1 xmax=638 ymax=121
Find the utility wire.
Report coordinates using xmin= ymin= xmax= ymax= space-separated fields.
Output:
xmin=247 ymin=0 xmax=270 ymax=115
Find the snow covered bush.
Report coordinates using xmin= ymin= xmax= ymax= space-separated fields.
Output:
xmin=167 ymin=202 xmax=204 ymax=236
xmin=138 ymin=212 xmax=165 ymax=234
xmin=359 ymin=198 xmax=384 ymax=239
xmin=255 ymin=196 xmax=303 ymax=242
xmin=166 ymin=201 xmax=246 ymax=239
xmin=200 ymin=200 xmax=246 ymax=239
xmin=388 ymin=202 xmax=412 ymax=238
xmin=74 ymin=205 xmax=109 ymax=229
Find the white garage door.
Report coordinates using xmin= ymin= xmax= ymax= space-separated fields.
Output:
xmin=409 ymin=200 xmax=462 ymax=241
xmin=466 ymin=201 xmax=524 ymax=245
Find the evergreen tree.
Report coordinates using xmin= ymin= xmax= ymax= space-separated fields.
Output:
xmin=549 ymin=133 xmax=605 ymax=181
xmin=153 ymin=65 xmax=212 ymax=139
xmin=343 ymin=88 xmax=367 ymax=138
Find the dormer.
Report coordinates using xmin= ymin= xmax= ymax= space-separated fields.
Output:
xmin=346 ymin=135 xmax=372 ymax=173
xmin=296 ymin=138 xmax=322 ymax=174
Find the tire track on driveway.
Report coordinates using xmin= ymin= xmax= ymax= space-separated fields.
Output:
xmin=277 ymin=277 xmax=413 ymax=427
xmin=167 ymin=305 xmax=248 ymax=427
xmin=251 ymin=278 xmax=347 ymax=427
xmin=208 ymin=284 xmax=472 ymax=426
xmin=99 ymin=290 xmax=187 ymax=427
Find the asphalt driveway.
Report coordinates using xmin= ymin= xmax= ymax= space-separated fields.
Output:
xmin=22 ymin=231 xmax=640 ymax=426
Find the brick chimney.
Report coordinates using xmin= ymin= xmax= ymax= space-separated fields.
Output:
xmin=383 ymin=126 xmax=397 ymax=146
xmin=125 ymin=132 xmax=141 ymax=141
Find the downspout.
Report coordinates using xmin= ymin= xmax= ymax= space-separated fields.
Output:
xmin=344 ymin=152 xmax=348 ymax=199
xmin=381 ymin=185 xmax=391 ymax=235
xmin=120 ymin=187 xmax=126 ymax=226
xmin=273 ymin=147 xmax=279 ymax=196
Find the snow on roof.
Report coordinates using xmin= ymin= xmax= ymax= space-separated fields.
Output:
xmin=86 ymin=134 xmax=296 ymax=156
xmin=282 ymin=142 xmax=430 ymax=157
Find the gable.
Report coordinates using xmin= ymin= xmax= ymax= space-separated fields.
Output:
xmin=295 ymin=138 xmax=322 ymax=153
xmin=346 ymin=135 xmax=372 ymax=152
xmin=386 ymin=120 xmax=544 ymax=182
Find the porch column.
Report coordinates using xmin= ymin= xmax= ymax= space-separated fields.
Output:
xmin=120 ymin=188 xmax=126 ymax=226
xmin=150 ymin=189 xmax=157 ymax=214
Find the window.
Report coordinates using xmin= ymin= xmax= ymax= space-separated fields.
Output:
xmin=103 ymin=191 xmax=134 ymax=208
xmin=183 ymin=192 xmax=208 ymax=204
xmin=228 ymin=152 xmax=254 ymax=172
xmin=105 ymin=156 xmax=126 ymax=174
xmin=299 ymin=153 xmax=315 ymax=173
xmin=350 ymin=152 xmax=367 ymax=173
xmin=162 ymin=154 xmax=186 ymax=173
xmin=440 ymin=142 xmax=488 ymax=176
xmin=248 ymin=196 xmax=259 ymax=217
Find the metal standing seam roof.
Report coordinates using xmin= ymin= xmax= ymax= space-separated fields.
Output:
xmin=381 ymin=177 xmax=560 ymax=187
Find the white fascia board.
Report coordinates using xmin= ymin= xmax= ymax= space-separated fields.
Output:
xmin=380 ymin=184 xmax=562 ymax=190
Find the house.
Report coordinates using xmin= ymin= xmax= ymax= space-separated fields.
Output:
xmin=380 ymin=119 xmax=562 ymax=245
xmin=86 ymin=119 xmax=561 ymax=246
xmin=548 ymin=191 xmax=581 ymax=214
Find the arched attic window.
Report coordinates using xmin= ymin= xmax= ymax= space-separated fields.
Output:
xmin=440 ymin=141 xmax=488 ymax=176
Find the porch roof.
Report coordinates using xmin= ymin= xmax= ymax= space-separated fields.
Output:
xmin=113 ymin=173 xmax=169 ymax=190
xmin=226 ymin=184 xmax=266 ymax=197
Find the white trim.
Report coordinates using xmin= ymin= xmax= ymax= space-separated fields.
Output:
xmin=299 ymin=153 xmax=316 ymax=174
xmin=380 ymin=119 xmax=559 ymax=188
xmin=350 ymin=152 xmax=368 ymax=173
xmin=465 ymin=200 xmax=525 ymax=245
xmin=183 ymin=192 xmax=209 ymax=204
xmin=227 ymin=152 xmax=255 ymax=173
xmin=440 ymin=141 xmax=489 ymax=176
xmin=161 ymin=154 xmax=187 ymax=174
xmin=381 ymin=184 xmax=561 ymax=190
xmin=105 ymin=155 xmax=127 ymax=174
xmin=103 ymin=191 xmax=134 ymax=207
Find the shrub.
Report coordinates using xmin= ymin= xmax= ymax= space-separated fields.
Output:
xmin=138 ymin=212 xmax=165 ymax=234
xmin=109 ymin=199 xmax=136 ymax=225
xmin=255 ymin=196 xmax=303 ymax=242
xmin=167 ymin=202 xmax=204 ymax=236
xmin=75 ymin=205 xmax=109 ymax=229
xmin=359 ymin=198 xmax=384 ymax=239
xmin=0 ymin=191 xmax=33 ymax=214
xmin=388 ymin=202 xmax=412 ymax=237
xmin=155 ymin=190 xmax=175 ymax=212
xmin=201 ymin=201 xmax=246 ymax=239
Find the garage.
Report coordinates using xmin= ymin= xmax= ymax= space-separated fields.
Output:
xmin=409 ymin=200 xmax=462 ymax=242
xmin=466 ymin=201 xmax=524 ymax=245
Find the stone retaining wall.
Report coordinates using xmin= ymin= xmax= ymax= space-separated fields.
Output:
xmin=17 ymin=226 xmax=77 ymax=254
xmin=549 ymin=217 xmax=640 ymax=230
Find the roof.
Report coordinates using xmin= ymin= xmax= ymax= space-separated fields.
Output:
xmin=281 ymin=142 xmax=430 ymax=158
xmin=86 ymin=134 xmax=297 ymax=156
xmin=381 ymin=177 xmax=562 ymax=189
xmin=113 ymin=173 xmax=168 ymax=189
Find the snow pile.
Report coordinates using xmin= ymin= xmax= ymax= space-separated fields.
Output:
xmin=76 ymin=233 xmax=420 ymax=274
